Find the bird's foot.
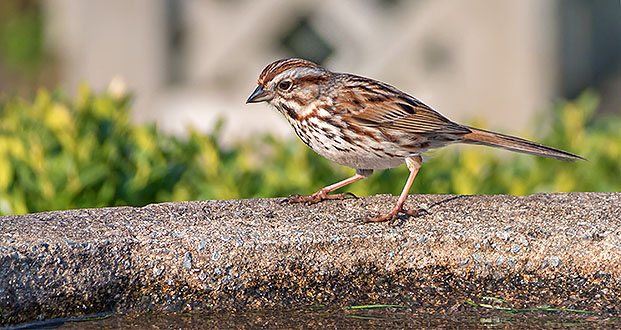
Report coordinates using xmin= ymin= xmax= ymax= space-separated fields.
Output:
xmin=283 ymin=191 xmax=357 ymax=205
xmin=362 ymin=207 xmax=425 ymax=223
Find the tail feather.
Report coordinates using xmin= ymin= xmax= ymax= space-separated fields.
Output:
xmin=461 ymin=127 xmax=585 ymax=161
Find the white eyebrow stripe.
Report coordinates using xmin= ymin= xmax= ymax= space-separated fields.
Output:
xmin=272 ymin=67 xmax=326 ymax=83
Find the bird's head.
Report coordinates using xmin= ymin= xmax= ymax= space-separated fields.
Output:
xmin=246 ymin=58 xmax=330 ymax=114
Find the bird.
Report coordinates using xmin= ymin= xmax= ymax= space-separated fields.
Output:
xmin=246 ymin=58 xmax=585 ymax=222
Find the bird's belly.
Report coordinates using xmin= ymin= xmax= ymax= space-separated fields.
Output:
xmin=289 ymin=118 xmax=409 ymax=170
xmin=315 ymin=147 xmax=405 ymax=170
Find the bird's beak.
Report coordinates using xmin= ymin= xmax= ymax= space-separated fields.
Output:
xmin=246 ymin=85 xmax=272 ymax=103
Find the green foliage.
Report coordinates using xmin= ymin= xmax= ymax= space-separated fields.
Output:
xmin=0 ymin=87 xmax=619 ymax=215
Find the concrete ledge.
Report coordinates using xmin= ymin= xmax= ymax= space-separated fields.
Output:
xmin=1 ymin=192 xmax=620 ymax=325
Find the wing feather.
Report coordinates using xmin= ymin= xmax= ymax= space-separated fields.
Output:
xmin=344 ymin=84 xmax=470 ymax=135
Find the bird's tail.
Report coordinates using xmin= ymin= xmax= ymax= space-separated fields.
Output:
xmin=461 ymin=126 xmax=585 ymax=161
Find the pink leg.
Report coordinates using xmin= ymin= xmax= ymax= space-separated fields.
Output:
xmin=287 ymin=173 xmax=367 ymax=204
xmin=364 ymin=155 xmax=423 ymax=223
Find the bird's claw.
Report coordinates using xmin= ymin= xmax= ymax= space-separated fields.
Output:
xmin=361 ymin=207 xmax=425 ymax=223
xmin=342 ymin=192 xmax=358 ymax=199
xmin=280 ymin=194 xmax=302 ymax=204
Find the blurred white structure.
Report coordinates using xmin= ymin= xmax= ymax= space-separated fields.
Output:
xmin=44 ymin=0 xmax=561 ymax=143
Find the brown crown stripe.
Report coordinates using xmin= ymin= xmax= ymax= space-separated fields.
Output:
xmin=296 ymin=74 xmax=329 ymax=84
xmin=259 ymin=58 xmax=322 ymax=85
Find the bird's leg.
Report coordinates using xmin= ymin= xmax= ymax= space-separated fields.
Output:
xmin=364 ymin=156 xmax=422 ymax=223
xmin=286 ymin=170 xmax=372 ymax=204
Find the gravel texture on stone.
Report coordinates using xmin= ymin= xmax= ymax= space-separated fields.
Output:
xmin=1 ymin=192 xmax=620 ymax=326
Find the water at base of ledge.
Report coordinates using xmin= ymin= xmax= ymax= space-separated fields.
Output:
xmin=7 ymin=306 xmax=619 ymax=330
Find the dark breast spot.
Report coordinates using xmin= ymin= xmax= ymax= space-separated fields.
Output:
xmin=341 ymin=134 xmax=355 ymax=145
xmin=281 ymin=104 xmax=298 ymax=120
xmin=322 ymin=130 xmax=335 ymax=139
xmin=291 ymin=123 xmax=311 ymax=147
xmin=324 ymin=117 xmax=344 ymax=130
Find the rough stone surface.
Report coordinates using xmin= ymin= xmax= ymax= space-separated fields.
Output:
xmin=1 ymin=192 xmax=620 ymax=326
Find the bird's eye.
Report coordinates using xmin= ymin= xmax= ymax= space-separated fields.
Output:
xmin=278 ymin=80 xmax=292 ymax=91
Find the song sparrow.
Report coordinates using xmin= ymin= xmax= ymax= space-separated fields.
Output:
xmin=246 ymin=58 xmax=584 ymax=222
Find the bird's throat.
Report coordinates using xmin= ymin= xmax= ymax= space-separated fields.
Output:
xmin=276 ymin=100 xmax=320 ymax=121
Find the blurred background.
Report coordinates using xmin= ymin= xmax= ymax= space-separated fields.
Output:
xmin=0 ymin=0 xmax=620 ymax=215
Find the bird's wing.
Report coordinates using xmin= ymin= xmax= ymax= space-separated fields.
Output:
xmin=350 ymin=92 xmax=471 ymax=135
xmin=342 ymin=79 xmax=471 ymax=135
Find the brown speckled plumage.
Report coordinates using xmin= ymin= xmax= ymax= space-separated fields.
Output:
xmin=247 ymin=58 xmax=585 ymax=222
